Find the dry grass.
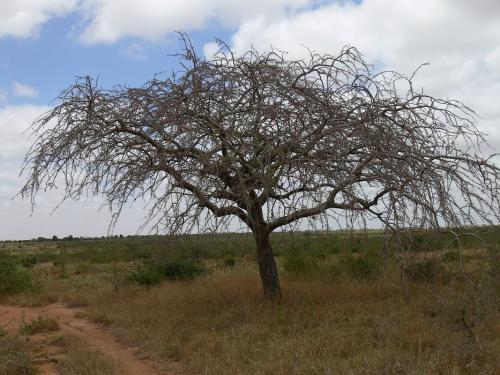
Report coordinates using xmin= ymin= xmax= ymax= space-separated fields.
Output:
xmin=4 ymin=232 xmax=498 ymax=375
xmin=19 ymin=315 xmax=60 ymax=335
xmin=68 ymin=265 xmax=500 ymax=375
xmin=0 ymin=333 xmax=36 ymax=375
xmin=54 ymin=334 xmax=118 ymax=375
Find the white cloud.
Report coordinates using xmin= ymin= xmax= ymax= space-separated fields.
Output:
xmin=12 ymin=81 xmax=38 ymax=98
xmin=121 ymin=43 xmax=148 ymax=61
xmin=0 ymin=0 xmax=78 ymax=38
xmin=225 ymin=0 xmax=500 ymax=151
xmin=78 ymin=0 xmax=313 ymax=44
xmin=0 ymin=105 xmax=47 ymax=238
xmin=0 ymin=0 xmax=317 ymax=44
xmin=203 ymin=42 xmax=221 ymax=60
xmin=0 ymin=0 xmax=316 ymax=44
xmin=0 ymin=105 xmax=47 ymax=161
xmin=0 ymin=104 xmax=144 ymax=240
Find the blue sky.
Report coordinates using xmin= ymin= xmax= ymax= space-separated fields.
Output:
xmin=1 ymin=0 xmax=499 ymax=240
xmin=0 ymin=17 xmax=229 ymax=106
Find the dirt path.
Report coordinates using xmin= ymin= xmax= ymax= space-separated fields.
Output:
xmin=0 ymin=303 xmax=183 ymax=375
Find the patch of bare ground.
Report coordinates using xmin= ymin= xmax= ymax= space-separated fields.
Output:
xmin=0 ymin=303 xmax=187 ymax=375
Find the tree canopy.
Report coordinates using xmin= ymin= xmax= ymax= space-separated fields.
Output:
xmin=21 ymin=35 xmax=500 ymax=298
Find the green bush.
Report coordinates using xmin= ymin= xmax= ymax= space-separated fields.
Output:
xmin=222 ymin=256 xmax=236 ymax=268
xmin=342 ymin=253 xmax=381 ymax=280
xmin=309 ymin=247 xmax=329 ymax=258
xmin=320 ymin=261 xmax=343 ymax=282
xmin=19 ymin=256 xmax=38 ymax=268
xmin=442 ymin=250 xmax=460 ymax=263
xmin=0 ymin=258 xmax=33 ymax=298
xmin=283 ymin=254 xmax=318 ymax=276
xmin=328 ymin=246 xmax=340 ymax=255
xmin=163 ymin=258 xmax=205 ymax=280
xmin=401 ymin=259 xmax=445 ymax=282
xmin=128 ymin=262 xmax=162 ymax=286
xmin=128 ymin=257 xmax=205 ymax=285
xmin=347 ymin=238 xmax=362 ymax=253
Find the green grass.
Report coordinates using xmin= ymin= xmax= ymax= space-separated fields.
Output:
xmin=1 ymin=226 xmax=498 ymax=268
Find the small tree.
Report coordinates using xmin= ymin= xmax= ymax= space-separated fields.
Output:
xmin=21 ymin=35 xmax=500 ymax=298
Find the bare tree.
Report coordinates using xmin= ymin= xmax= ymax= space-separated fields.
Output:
xmin=20 ymin=35 xmax=500 ymax=298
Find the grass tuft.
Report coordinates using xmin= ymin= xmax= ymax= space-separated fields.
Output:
xmin=56 ymin=334 xmax=118 ymax=375
xmin=0 ymin=334 xmax=36 ymax=375
xmin=19 ymin=315 xmax=60 ymax=335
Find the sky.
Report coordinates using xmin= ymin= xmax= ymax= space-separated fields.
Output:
xmin=1 ymin=0 xmax=499 ymax=240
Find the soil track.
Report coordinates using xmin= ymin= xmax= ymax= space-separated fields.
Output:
xmin=0 ymin=303 xmax=184 ymax=375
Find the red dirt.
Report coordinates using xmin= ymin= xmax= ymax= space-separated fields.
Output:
xmin=0 ymin=303 xmax=185 ymax=375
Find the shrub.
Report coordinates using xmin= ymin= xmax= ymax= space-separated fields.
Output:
xmin=283 ymin=254 xmax=317 ymax=276
xmin=73 ymin=262 xmax=91 ymax=275
xmin=342 ymin=253 xmax=382 ymax=280
xmin=0 ymin=258 xmax=33 ymax=298
xmin=163 ymin=258 xmax=205 ymax=280
xmin=412 ymin=233 xmax=427 ymax=251
xmin=329 ymin=246 xmax=340 ymax=255
xmin=19 ymin=256 xmax=38 ymax=268
xmin=19 ymin=316 xmax=59 ymax=335
xmin=52 ymin=261 xmax=69 ymax=279
xmin=0 ymin=335 xmax=36 ymax=375
xmin=476 ymin=249 xmax=500 ymax=316
xmin=310 ymin=247 xmax=328 ymax=258
xmin=401 ymin=258 xmax=445 ymax=282
xmin=348 ymin=238 xmax=362 ymax=253
xmin=442 ymin=250 xmax=460 ymax=263
xmin=128 ymin=262 xmax=162 ymax=286
xmin=320 ymin=261 xmax=343 ymax=282
xmin=189 ymin=246 xmax=207 ymax=260
xmin=222 ymin=256 xmax=236 ymax=268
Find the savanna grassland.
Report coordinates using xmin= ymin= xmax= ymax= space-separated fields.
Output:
xmin=0 ymin=227 xmax=499 ymax=375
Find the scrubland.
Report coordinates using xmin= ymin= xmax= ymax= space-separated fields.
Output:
xmin=0 ymin=227 xmax=499 ymax=374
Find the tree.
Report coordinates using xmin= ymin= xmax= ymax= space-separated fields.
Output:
xmin=20 ymin=35 xmax=500 ymax=298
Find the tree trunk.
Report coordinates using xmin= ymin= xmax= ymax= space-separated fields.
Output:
xmin=254 ymin=231 xmax=281 ymax=299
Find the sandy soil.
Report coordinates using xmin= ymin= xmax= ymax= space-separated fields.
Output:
xmin=0 ymin=303 xmax=185 ymax=375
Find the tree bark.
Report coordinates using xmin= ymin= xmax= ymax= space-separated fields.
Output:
xmin=254 ymin=230 xmax=281 ymax=299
